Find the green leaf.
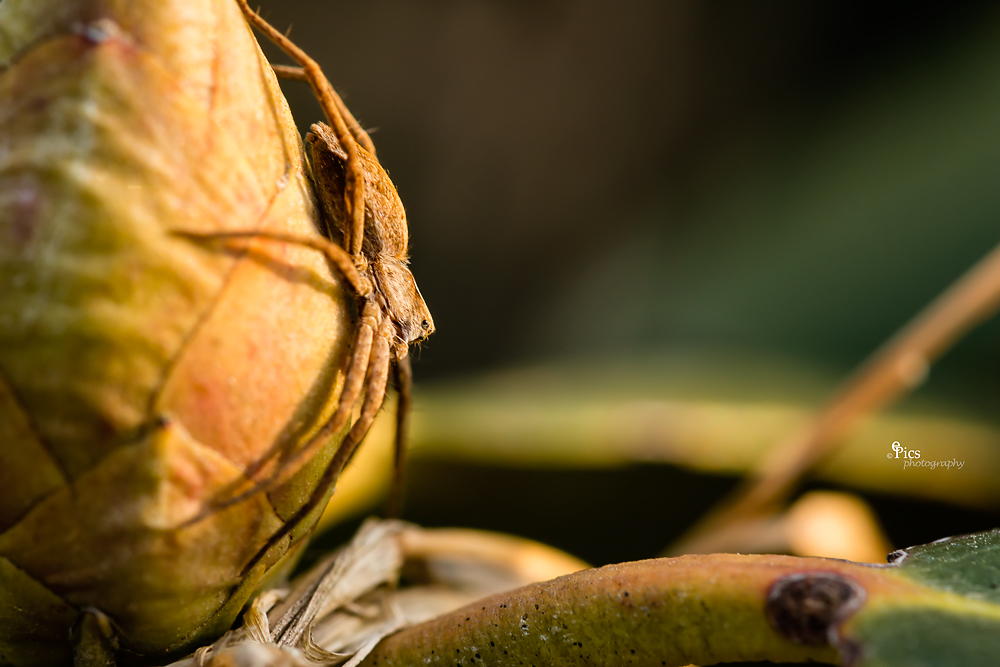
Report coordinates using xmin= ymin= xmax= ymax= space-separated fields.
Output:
xmin=842 ymin=528 xmax=1000 ymax=667
xmin=892 ymin=528 xmax=1000 ymax=601
xmin=846 ymin=607 xmax=1000 ymax=667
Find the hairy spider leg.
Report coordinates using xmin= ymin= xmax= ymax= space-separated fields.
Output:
xmin=342 ymin=313 xmax=393 ymax=459
xmin=171 ymin=230 xmax=371 ymax=296
xmin=239 ymin=315 xmax=394 ymax=579
xmin=387 ymin=355 xmax=412 ymax=518
xmin=206 ymin=298 xmax=382 ymax=516
xmin=273 ymin=298 xmax=383 ymax=483
xmin=270 ymin=64 xmax=375 ymax=158
xmin=186 ymin=235 xmax=417 ymax=519
xmin=235 ymin=0 xmax=368 ymax=259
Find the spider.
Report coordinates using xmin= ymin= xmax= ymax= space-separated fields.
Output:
xmin=184 ymin=0 xmax=434 ymax=537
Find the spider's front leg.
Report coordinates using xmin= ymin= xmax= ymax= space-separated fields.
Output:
xmin=236 ymin=312 xmax=394 ymax=572
xmin=233 ymin=0 xmax=368 ymax=259
xmin=272 ymin=298 xmax=385 ymax=483
xmin=201 ymin=298 xmax=381 ymax=516
xmin=270 ymin=64 xmax=375 ymax=158
xmin=334 ymin=310 xmax=394 ymax=470
xmin=171 ymin=230 xmax=370 ymax=296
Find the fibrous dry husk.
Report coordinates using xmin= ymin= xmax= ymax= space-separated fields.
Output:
xmin=0 ymin=0 xmax=355 ymax=664
xmin=167 ymin=520 xmax=589 ymax=667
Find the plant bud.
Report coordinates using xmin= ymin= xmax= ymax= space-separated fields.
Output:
xmin=0 ymin=0 xmax=354 ymax=663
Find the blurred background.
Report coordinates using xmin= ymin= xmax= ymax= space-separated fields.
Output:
xmin=257 ymin=0 xmax=1000 ymax=590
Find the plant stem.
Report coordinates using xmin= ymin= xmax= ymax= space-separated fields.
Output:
xmin=673 ymin=239 xmax=1000 ymax=555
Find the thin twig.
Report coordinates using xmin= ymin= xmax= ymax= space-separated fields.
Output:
xmin=672 ymin=239 xmax=1000 ymax=555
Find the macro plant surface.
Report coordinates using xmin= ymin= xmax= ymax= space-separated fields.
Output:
xmin=1 ymin=1 xmax=1000 ymax=667
xmin=0 ymin=0 xmax=359 ymax=662
xmin=170 ymin=524 xmax=1000 ymax=667
xmin=359 ymin=529 xmax=1000 ymax=667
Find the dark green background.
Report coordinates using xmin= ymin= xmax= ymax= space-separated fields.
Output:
xmin=268 ymin=4 xmax=1000 ymax=663
xmin=264 ymin=0 xmax=1000 ymax=400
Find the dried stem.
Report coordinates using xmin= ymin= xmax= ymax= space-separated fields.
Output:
xmin=673 ymin=239 xmax=1000 ymax=555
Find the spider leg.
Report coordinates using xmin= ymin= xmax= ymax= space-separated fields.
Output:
xmin=234 ymin=0 xmax=371 ymax=259
xmin=201 ymin=299 xmax=380 ymax=517
xmin=386 ymin=355 xmax=412 ymax=518
xmin=239 ymin=315 xmax=393 ymax=576
xmin=336 ymin=312 xmax=393 ymax=471
xmin=269 ymin=65 xmax=374 ymax=158
xmin=272 ymin=299 xmax=385 ymax=485
xmin=271 ymin=64 xmax=308 ymax=80
xmin=171 ymin=229 xmax=371 ymax=297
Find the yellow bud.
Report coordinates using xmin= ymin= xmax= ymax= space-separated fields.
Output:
xmin=0 ymin=0 xmax=354 ymax=663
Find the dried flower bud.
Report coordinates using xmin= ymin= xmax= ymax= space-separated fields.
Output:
xmin=0 ymin=0 xmax=354 ymax=663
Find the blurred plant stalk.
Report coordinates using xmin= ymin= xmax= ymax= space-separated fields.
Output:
xmin=674 ymin=236 xmax=1000 ymax=554
xmin=0 ymin=0 xmax=358 ymax=664
xmin=319 ymin=349 xmax=1000 ymax=535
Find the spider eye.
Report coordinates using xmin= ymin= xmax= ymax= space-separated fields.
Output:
xmin=421 ymin=319 xmax=430 ymax=330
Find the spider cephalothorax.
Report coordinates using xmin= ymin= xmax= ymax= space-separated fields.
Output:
xmin=306 ymin=122 xmax=434 ymax=360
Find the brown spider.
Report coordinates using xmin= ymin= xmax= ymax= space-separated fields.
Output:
xmin=185 ymin=0 xmax=434 ymax=532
